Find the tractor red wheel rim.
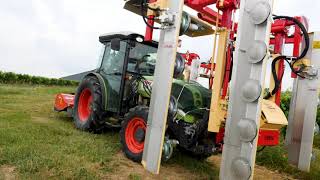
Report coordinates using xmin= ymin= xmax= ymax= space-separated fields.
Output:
xmin=125 ymin=117 xmax=146 ymax=154
xmin=78 ymin=88 xmax=93 ymax=122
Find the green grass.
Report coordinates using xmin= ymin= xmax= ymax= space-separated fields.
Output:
xmin=0 ymin=84 xmax=219 ymax=179
xmin=0 ymin=84 xmax=319 ymax=179
xmin=128 ymin=173 xmax=142 ymax=180
xmin=0 ymin=84 xmax=119 ymax=179
xmin=256 ymin=140 xmax=320 ymax=179
xmin=167 ymin=151 xmax=219 ymax=179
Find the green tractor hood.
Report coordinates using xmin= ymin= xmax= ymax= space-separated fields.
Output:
xmin=138 ymin=76 xmax=211 ymax=123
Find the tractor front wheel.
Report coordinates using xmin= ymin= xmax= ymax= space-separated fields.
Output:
xmin=73 ymin=76 xmax=105 ymax=133
xmin=120 ymin=106 xmax=148 ymax=162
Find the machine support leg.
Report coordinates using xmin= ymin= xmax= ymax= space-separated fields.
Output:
xmin=141 ymin=0 xmax=184 ymax=174
xmin=219 ymin=0 xmax=273 ymax=179
xmin=285 ymin=32 xmax=320 ymax=172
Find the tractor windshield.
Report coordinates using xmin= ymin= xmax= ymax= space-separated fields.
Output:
xmin=127 ymin=42 xmax=157 ymax=76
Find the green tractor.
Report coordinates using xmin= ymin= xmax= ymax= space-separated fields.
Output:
xmin=55 ymin=32 xmax=217 ymax=162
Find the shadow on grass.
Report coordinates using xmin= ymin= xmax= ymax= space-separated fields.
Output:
xmin=166 ymin=150 xmax=219 ymax=179
xmin=314 ymin=135 xmax=320 ymax=149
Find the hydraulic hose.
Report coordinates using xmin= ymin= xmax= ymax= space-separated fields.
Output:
xmin=273 ymin=15 xmax=309 ymax=59
xmin=140 ymin=0 xmax=161 ymax=30
xmin=265 ymin=16 xmax=309 ymax=99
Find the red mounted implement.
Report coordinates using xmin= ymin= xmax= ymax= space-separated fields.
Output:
xmin=54 ymin=93 xmax=75 ymax=117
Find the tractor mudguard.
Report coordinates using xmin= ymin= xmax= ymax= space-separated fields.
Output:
xmin=84 ymin=73 xmax=108 ymax=110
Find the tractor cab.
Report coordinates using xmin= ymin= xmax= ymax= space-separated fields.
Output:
xmin=97 ymin=32 xmax=158 ymax=115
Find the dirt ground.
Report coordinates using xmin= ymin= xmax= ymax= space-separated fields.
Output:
xmin=105 ymin=153 xmax=200 ymax=180
xmin=0 ymin=165 xmax=16 ymax=180
xmin=207 ymin=156 xmax=295 ymax=180
xmin=103 ymin=152 xmax=295 ymax=180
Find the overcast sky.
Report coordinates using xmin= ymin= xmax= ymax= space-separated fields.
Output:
xmin=0 ymin=0 xmax=319 ymax=90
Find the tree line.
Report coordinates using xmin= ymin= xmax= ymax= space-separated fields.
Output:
xmin=0 ymin=71 xmax=78 ymax=86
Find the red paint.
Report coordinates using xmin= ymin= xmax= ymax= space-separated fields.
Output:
xmin=270 ymin=17 xmax=306 ymax=105
xmin=144 ymin=15 xmax=155 ymax=42
xmin=182 ymin=52 xmax=214 ymax=73
xmin=185 ymin=0 xmax=238 ymax=93
xmin=184 ymin=0 xmax=217 ymax=7
xmin=269 ymin=19 xmax=289 ymax=106
xmin=274 ymin=33 xmax=285 ymax=106
xmin=222 ymin=45 xmax=232 ymax=98
xmin=197 ymin=7 xmax=222 ymax=26
xmin=201 ymin=63 xmax=215 ymax=71
xmin=144 ymin=0 xmax=157 ymax=41
xmin=257 ymin=129 xmax=280 ymax=146
xmin=125 ymin=117 xmax=146 ymax=154
xmin=215 ymin=128 xmax=225 ymax=144
xmin=54 ymin=93 xmax=75 ymax=111
xmin=270 ymin=17 xmax=305 ymax=81
xmin=220 ymin=8 xmax=233 ymax=29
xmin=185 ymin=0 xmax=222 ymax=26
xmin=270 ymin=37 xmax=295 ymax=45
xmin=78 ymin=88 xmax=93 ymax=122
xmin=182 ymin=52 xmax=200 ymax=65
xmin=215 ymin=128 xmax=280 ymax=146
xmin=291 ymin=17 xmax=302 ymax=78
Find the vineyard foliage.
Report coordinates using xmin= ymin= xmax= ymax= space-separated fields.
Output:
xmin=0 ymin=71 xmax=78 ymax=86
xmin=280 ymin=90 xmax=320 ymax=125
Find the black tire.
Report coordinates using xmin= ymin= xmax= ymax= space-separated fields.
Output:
xmin=120 ymin=106 xmax=148 ymax=162
xmin=73 ymin=76 xmax=105 ymax=133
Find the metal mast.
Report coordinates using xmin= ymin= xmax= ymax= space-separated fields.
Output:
xmin=141 ymin=0 xmax=184 ymax=174
xmin=219 ymin=0 xmax=274 ymax=179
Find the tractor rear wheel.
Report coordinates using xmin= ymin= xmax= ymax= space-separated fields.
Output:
xmin=73 ymin=76 xmax=105 ymax=133
xmin=120 ymin=106 xmax=148 ymax=162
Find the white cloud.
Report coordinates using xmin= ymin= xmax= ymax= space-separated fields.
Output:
xmin=0 ymin=0 xmax=144 ymax=77
xmin=0 ymin=0 xmax=318 ymax=91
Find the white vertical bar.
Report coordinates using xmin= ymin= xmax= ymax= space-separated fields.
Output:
xmin=142 ymin=0 xmax=184 ymax=174
xmin=220 ymin=0 xmax=273 ymax=179
xmin=286 ymin=32 xmax=320 ymax=171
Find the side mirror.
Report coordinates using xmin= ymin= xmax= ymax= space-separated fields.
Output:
xmin=111 ymin=38 xmax=121 ymax=51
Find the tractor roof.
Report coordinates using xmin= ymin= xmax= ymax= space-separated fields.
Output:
xmin=99 ymin=31 xmax=158 ymax=47
xmin=99 ymin=31 xmax=136 ymax=42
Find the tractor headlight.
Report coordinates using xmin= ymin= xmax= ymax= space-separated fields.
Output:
xmin=136 ymin=36 xmax=144 ymax=43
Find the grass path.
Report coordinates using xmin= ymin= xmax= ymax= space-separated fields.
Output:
xmin=0 ymin=84 xmax=318 ymax=179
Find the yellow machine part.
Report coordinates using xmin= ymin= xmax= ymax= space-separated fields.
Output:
xmin=208 ymin=29 xmax=228 ymax=132
xmin=211 ymin=99 xmax=287 ymax=131
xmin=260 ymin=99 xmax=288 ymax=130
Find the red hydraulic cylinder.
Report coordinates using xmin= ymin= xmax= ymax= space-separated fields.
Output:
xmin=145 ymin=15 xmax=155 ymax=42
xmin=291 ymin=17 xmax=302 ymax=78
xmin=144 ymin=0 xmax=157 ymax=42
xmin=184 ymin=0 xmax=217 ymax=7
xmin=274 ymin=33 xmax=285 ymax=106
xmin=197 ymin=7 xmax=222 ymax=26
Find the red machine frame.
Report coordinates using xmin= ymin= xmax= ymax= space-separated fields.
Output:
xmin=55 ymin=0 xmax=306 ymax=148
xmin=270 ymin=16 xmax=306 ymax=105
xmin=143 ymin=0 xmax=306 ymax=147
